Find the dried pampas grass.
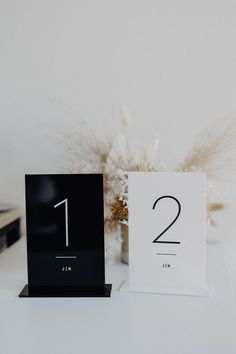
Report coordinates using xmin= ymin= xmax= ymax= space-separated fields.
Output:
xmin=177 ymin=114 xmax=236 ymax=181
xmin=208 ymin=202 xmax=226 ymax=213
xmin=63 ymin=104 xmax=159 ymax=234
xmin=177 ymin=114 xmax=236 ymax=225
xmin=62 ymin=106 xmax=236 ymax=236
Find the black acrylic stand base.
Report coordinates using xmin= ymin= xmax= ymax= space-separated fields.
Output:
xmin=19 ymin=284 xmax=112 ymax=298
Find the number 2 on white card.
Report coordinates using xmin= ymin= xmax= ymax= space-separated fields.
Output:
xmin=152 ymin=195 xmax=181 ymax=244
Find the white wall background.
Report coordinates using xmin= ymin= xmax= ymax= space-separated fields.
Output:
xmin=0 ymin=0 xmax=236 ymax=264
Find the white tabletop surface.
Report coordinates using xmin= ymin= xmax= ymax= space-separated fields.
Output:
xmin=0 ymin=238 xmax=236 ymax=354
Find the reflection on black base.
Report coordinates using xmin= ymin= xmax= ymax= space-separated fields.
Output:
xmin=19 ymin=284 xmax=112 ymax=298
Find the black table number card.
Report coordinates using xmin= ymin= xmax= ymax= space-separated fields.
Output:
xmin=19 ymin=174 xmax=112 ymax=297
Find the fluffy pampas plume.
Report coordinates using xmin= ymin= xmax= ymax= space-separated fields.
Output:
xmin=61 ymin=106 xmax=236 ymax=234
xmin=63 ymin=103 xmax=159 ymax=235
xmin=177 ymin=114 xmax=236 ymax=224
xmin=177 ymin=114 xmax=236 ymax=181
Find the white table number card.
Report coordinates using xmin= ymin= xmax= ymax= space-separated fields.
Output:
xmin=124 ymin=172 xmax=210 ymax=296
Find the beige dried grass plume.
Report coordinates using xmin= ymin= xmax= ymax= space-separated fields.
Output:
xmin=177 ymin=114 xmax=236 ymax=181
xmin=177 ymin=114 xmax=236 ymax=223
xmin=63 ymin=108 xmax=236 ymax=233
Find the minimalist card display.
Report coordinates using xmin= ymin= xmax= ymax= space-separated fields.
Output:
xmin=126 ymin=172 xmax=208 ymax=296
xmin=19 ymin=174 xmax=111 ymax=297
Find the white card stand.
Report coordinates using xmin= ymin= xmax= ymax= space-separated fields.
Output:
xmin=117 ymin=243 xmax=236 ymax=354
xmin=121 ymin=172 xmax=212 ymax=297
xmin=120 ymin=281 xmax=214 ymax=297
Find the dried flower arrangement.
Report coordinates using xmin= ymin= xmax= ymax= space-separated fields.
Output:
xmin=62 ymin=106 xmax=236 ymax=260
xmin=65 ymin=104 xmax=159 ymax=236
